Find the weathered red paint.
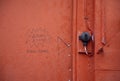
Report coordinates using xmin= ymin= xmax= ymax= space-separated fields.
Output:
xmin=0 ymin=0 xmax=120 ymax=81
xmin=95 ymin=0 xmax=120 ymax=81
xmin=0 ymin=0 xmax=73 ymax=81
xmin=75 ymin=0 xmax=95 ymax=81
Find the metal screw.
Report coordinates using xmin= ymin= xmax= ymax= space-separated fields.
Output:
xmin=68 ymin=54 xmax=71 ymax=56
xmin=69 ymin=68 xmax=72 ymax=71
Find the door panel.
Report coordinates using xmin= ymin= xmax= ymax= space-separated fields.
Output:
xmin=75 ymin=0 xmax=94 ymax=81
xmin=0 ymin=0 xmax=73 ymax=81
xmin=96 ymin=71 xmax=120 ymax=81
xmin=95 ymin=0 xmax=120 ymax=81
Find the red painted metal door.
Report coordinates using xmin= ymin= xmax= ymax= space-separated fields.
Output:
xmin=0 ymin=0 xmax=73 ymax=81
xmin=73 ymin=0 xmax=120 ymax=81
xmin=1 ymin=0 xmax=120 ymax=81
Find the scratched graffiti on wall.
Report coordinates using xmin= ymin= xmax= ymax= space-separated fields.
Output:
xmin=25 ymin=27 xmax=71 ymax=54
xmin=26 ymin=27 xmax=50 ymax=54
